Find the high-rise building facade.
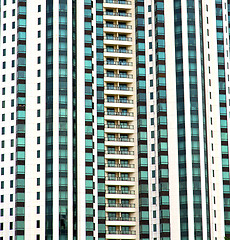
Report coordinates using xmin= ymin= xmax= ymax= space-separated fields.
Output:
xmin=0 ymin=0 xmax=230 ymax=240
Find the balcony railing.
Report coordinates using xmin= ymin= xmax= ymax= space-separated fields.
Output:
xmin=105 ymin=163 xmax=135 ymax=168
xmin=105 ymin=124 xmax=134 ymax=129
xmin=106 ymin=230 xmax=136 ymax=235
xmin=104 ymin=11 xmax=132 ymax=17
xmin=105 ymin=61 xmax=133 ymax=66
xmin=104 ymin=86 xmax=133 ymax=91
xmin=105 ymin=36 xmax=132 ymax=41
xmin=105 ymin=150 xmax=134 ymax=155
xmin=105 ymin=99 xmax=133 ymax=104
xmin=104 ymin=0 xmax=131 ymax=5
xmin=104 ymin=23 xmax=132 ymax=29
xmin=106 ymin=190 xmax=135 ymax=194
xmin=104 ymin=48 xmax=132 ymax=54
xmin=106 ymin=217 xmax=136 ymax=221
xmin=105 ymin=73 xmax=133 ymax=78
xmin=106 ymin=203 xmax=135 ymax=208
xmin=105 ymin=137 xmax=134 ymax=142
xmin=105 ymin=176 xmax=135 ymax=181
xmin=105 ymin=112 xmax=134 ymax=116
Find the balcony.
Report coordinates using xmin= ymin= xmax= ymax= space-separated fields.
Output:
xmin=105 ymin=112 xmax=134 ymax=122
xmin=106 ymin=230 xmax=136 ymax=235
xmin=106 ymin=217 xmax=136 ymax=226
xmin=104 ymin=0 xmax=132 ymax=10
xmin=105 ymin=150 xmax=134 ymax=155
xmin=104 ymin=12 xmax=132 ymax=17
xmin=105 ymin=99 xmax=133 ymax=104
xmin=106 ymin=203 xmax=135 ymax=208
xmin=106 ymin=230 xmax=136 ymax=239
xmin=105 ymin=190 xmax=135 ymax=194
xmin=104 ymin=23 xmax=132 ymax=34
xmin=105 ymin=163 xmax=134 ymax=168
xmin=105 ymin=137 xmax=134 ymax=142
xmin=104 ymin=61 xmax=133 ymax=71
xmin=104 ymin=48 xmax=133 ymax=58
xmin=104 ymin=86 xmax=133 ymax=91
xmin=104 ymin=0 xmax=131 ymax=4
xmin=105 ymin=124 xmax=134 ymax=134
xmin=105 ymin=137 xmax=134 ymax=147
xmin=105 ymin=163 xmax=135 ymax=173
xmin=105 ymin=176 xmax=135 ymax=181
xmin=106 ymin=217 xmax=136 ymax=221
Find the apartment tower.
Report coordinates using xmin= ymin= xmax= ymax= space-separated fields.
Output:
xmin=0 ymin=0 xmax=230 ymax=240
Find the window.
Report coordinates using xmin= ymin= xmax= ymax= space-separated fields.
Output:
xmin=37 ymin=96 xmax=41 ymax=103
xmin=2 ymin=62 xmax=6 ymax=69
xmin=3 ymin=49 xmax=6 ymax=56
xmin=37 ymin=137 xmax=40 ymax=144
xmin=1 ymin=128 xmax=4 ymax=135
xmin=10 ymin=153 xmax=14 ymax=160
xmin=11 ymin=126 xmax=14 ymax=133
xmin=149 ymin=42 xmax=152 ymax=49
xmin=12 ymin=34 xmax=15 ymax=42
xmin=37 ymin=178 xmax=41 ymax=186
xmin=12 ymin=9 xmax=15 ymax=16
xmin=1 ymin=169 xmax=4 ymax=176
xmin=148 ymin=5 xmax=151 ymax=12
xmin=11 ymin=86 xmax=15 ymax=93
xmin=148 ymin=17 xmax=152 ymax=24
xmin=12 ymin=22 xmax=15 ymax=29
xmin=1 ymin=155 xmax=4 ymax=162
xmin=149 ymin=30 xmax=152 ymax=37
xmin=38 ymin=44 xmax=41 ymax=51
xmin=2 ymin=88 xmax=5 ymax=95
xmin=0 ymin=209 xmax=3 ymax=216
xmin=11 ymin=113 xmax=14 ymax=120
xmin=10 ymin=167 xmax=13 ymax=174
xmin=3 ymin=36 xmax=6 ymax=43
xmin=12 ymin=60 xmax=15 ymax=67
xmin=1 ymin=182 xmax=4 ymax=189
xmin=10 ymin=208 xmax=13 ymax=216
xmin=36 ymin=220 xmax=40 ymax=228
xmin=3 ymin=0 xmax=6 ymax=5
xmin=37 ymin=206 xmax=40 ymax=214
xmin=37 ymin=164 xmax=40 ymax=172
xmin=37 ymin=150 xmax=40 ymax=158
xmin=11 ymin=99 xmax=14 ymax=107
xmin=10 ymin=180 xmax=13 ymax=188
xmin=38 ymin=5 xmax=41 ymax=12
xmin=38 ymin=18 xmax=41 ymax=25
xmin=11 ymin=73 xmax=15 ymax=80
xmin=37 ymin=110 xmax=41 ymax=117
xmin=37 ymin=70 xmax=41 ymax=77
xmin=37 ymin=83 xmax=41 ymax=90
xmin=10 ymin=194 xmax=13 ymax=202
xmin=37 ymin=57 xmax=41 ymax=64
xmin=38 ymin=31 xmax=41 ymax=38
xmin=9 ymin=222 xmax=13 ymax=230
xmin=37 ymin=192 xmax=40 ymax=200
xmin=3 ymin=11 xmax=6 ymax=18
xmin=12 ymin=47 xmax=15 ymax=54
xmin=2 ymin=75 xmax=5 ymax=82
